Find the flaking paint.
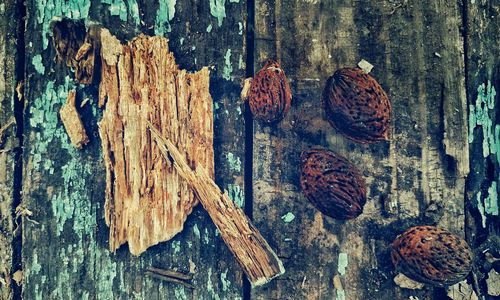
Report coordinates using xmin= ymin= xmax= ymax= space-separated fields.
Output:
xmin=155 ymin=0 xmax=177 ymax=35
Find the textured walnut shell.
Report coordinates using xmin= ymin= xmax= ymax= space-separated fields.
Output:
xmin=323 ymin=68 xmax=391 ymax=143
xmin=391 ymin=226 xmax=473 ymax=287
xmin=300 ymin=149 xmax=366 ymax=219
xmin=248 ymin=60 xmax=292 ymax=123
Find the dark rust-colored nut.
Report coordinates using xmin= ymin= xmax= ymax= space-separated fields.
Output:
xmin=323 ymin=67 xmax=391 ymax=143
xmin=300 ymin=149 xmax=366 ymax=220
xmin=248 ymin=60 xmax=292 ymax=123
xmin=391 ymin=226 xmax=474 ymax=287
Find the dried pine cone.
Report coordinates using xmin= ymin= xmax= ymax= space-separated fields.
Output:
xmin=248 ymin=60 xmax=292 ymax=123
xmin=323 ymin=67 xmax=391 ymax=143
xmin=300 ymin=149 xmax=366 ymax=219
xmin=391 ymin=226 xmax=473 ymax=287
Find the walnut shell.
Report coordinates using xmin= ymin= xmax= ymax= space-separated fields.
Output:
xmin=300 ymin=149 xmax=366 ymax=219
xmin=391 ymin=226 xmax=474 ymax=287
xmin=248 ymin=60 xmax=292 ymax=123
xmin=323 ymin=67 xmax=391 ymax=143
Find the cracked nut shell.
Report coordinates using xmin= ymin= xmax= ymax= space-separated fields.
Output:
xmin=391 ymin=226 xmax=473 ymax=287
xmin=300 ymin=149 xmax=366 ymax=219
xmin=248 ymin=60 xmax=292 ymax=123
xmin=323 ymin=67 xmax=391 ymax=143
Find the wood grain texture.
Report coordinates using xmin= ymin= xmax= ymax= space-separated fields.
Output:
xmin=0 ymin=1 xmax=21 ymax=299
xmin=22 ymin=0 xmax=247 ymax=299
xmin=465 ymin=1 xmax=500 ymax=298
xmin=252 ymin=1 xmax=469 ymax=299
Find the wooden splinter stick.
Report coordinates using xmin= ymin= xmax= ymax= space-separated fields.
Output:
xmin=60 ymin=90 xmax=89 ymax=149
xmin=147 ymin=122 xmax=285 ymax=287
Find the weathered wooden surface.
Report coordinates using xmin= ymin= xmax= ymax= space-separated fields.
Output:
xmin=0 ymin=0 xmax=497 ymax=299
xmin=465 ymin=1 xmax=500 ymax=298
xmin=0 ymin=1 xmax=22 ymax=299
xmin=252 ymin=1 xmax=470 ymax=299
xmin=22 ymin=0 xmax=247 ymax=299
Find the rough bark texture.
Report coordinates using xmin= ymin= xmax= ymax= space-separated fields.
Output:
xmin=252 ymin=1 xmax=469 ymax=299
xmin=21 ymin=0 xmax=247 ymax=299
xmin=150 ymin=124 xmax=284 ymax=286
xmin=99 ymin=33 xmax=215 ymax=256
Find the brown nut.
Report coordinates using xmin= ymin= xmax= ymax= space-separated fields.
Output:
xmin=323 ymin=67 xmax=391 ymax=143
xmin=391 ymin=226 xmax=473 ymax=287
xmin=248 ymin=60 xmax=292 ymax=123
xmin=300 ymin=149 xmax=366 ymax=219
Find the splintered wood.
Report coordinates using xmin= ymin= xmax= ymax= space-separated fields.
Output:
xmin=98 ymin=31 xmax=214 ymax=255
xmin=148 ymin=123 xmax=285 ymax=286
xmin=60 ymin=90 xmax=89 ymax=149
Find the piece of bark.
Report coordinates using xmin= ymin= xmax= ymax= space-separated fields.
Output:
xmin=148 ymin=122 xmax=285 ymax=286
xmin=60 ymin=90 xmax=89 ymax=149
xmin=98 ymin=32 xmax=214 ymax=255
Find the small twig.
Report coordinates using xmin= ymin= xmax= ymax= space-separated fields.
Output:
xmin=0 ymin=117 xmax=16 ymax=141
xmin=146 ymin=267 xmax=193 ymax=281
xmin=145 ymin=269 xmax=195 ymax=289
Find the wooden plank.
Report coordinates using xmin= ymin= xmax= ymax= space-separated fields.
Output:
xmin=0 ymin=1 xmax=22 ymax=299
xmin=465 ymin=1 xmax=500 ymax=298
xmin=22 ymin=0 xmax=247 ymax=299
xmin=252 ymin=1 xmax=469 ymax=299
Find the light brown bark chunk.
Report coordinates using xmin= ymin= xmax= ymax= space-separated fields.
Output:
xmin=60 ymin=90 xmax=89 ymax=149
xmin=98 ymin=32 xmax=214 ymax=255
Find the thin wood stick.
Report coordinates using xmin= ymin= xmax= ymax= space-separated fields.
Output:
xmin=146 ymin=267 xmax=193 ymax=281
xmin=147 ymin=122 xmax=285 ymax=287
xmin=145 ymin=271 xmax=195 ymax=289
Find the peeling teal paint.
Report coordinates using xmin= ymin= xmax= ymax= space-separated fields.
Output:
xmin=206 ymin=24 xmax=213 ymax=33
xmin=32 ymin=54 xmax=45 ymax=74
xmin=180 ymin=37 xmax=185 ymax=45
xmin=193 ymin=224 xmax=201 ymax=238
xmin=173 ymin=287 xmax=188 ymax=300
xmin=469 ymin=80 xmax=499 ymax=227
xmin=100 ymin=0 xmax=140 ymax=25
xmin=338 ymin=253 xmax=348 ymax=276
xmin=29 ymin=77 xmax=117 ymax=299
xmin=36 ymin=0 xmax=91 ymax=50
xmin=209 ymin=0 xmax=240 ymax=26
xmin=155 ymin=0 xmax=177 ymax=35
xmin=226 ymin=152 xmax=241 ymax=172
xmin=238 ymin=21 xmax=243 ymax=35
xmin=227 ymin=183 xmax=243 ymax=207
xmin=281 ymin=212 xmax=295 ymax=223
xmin=203 ymin=228 xmax=210 ymax=244
xmin=172 ymin=240 xmax=181 ymax=254
xmin=336 ymin=289 xmax=346 ymax=300
xmin=220 ymin=269 xmax=230 ymax=292
xmin=207 ymin=267 xmax=221 ymax=300
xmin=238 ymin=54 xmax=244 ymax=70
xmin=223 ymin=49 xmax=233 ymax=81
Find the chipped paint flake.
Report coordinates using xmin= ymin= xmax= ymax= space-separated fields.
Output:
xmin=226 ymin=152 xmax=241 ymax=172
xmin=223 ymin=49 xmax=233 ymax=80
xmin=155 ymin=0 xmax=177 ymax=35
xmin=220 ymin=269 xmax=230 ymax=292
xmin=281 ymin=212 xmax=295 ymax=223
xmin=227 ymin=184 xmax=244 ymax=207
xmin=206 ymin=24 xmax=213 ymax=33
xmin=193 ymin=224 xmax=201 ymax=238
xmin=32 ymin=54 xmax=45 ymax=74
xmin=338 ymin=253 xmax=348 ymax=276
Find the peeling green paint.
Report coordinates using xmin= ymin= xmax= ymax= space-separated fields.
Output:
xmin=223 ymin=49 xmax=233 ymax=81
xmin=172 ymin=240 xmax=181 ymax=254
xmin=207 ymin=267 xmax=221 ymax=300
xmin=180 ymin=37 xmax=185 ymax=45
xmin=238 ymin=54 xmax=244 ymax=70
xmin=281 ymin=212 xmax=295 ymax=223
xmin=226 ymin=152 xmax=241 ymax=172
xmin=209 ymin=0 xmax=240 ymax=26
xmin=100 ymin=0 xmax=140 ymax=25
xmin=338 ymin=253 xmax=348 ymax=276
xmin=469 ymin=81 xmax=499 ymax=227
xmin=32 ymin=54 xmax=45 ymax=74
xmin=336 ymin=289 xmax=346 ymax=300
xmin=220 ymin=269 xmax=230 ymax=292
xmin=204 ymin=227 xmax=210 ymax=244
xmin=206 ymin=24 xmax=213 ymax=33
xmin=193 ymin=224 xmax=201 ymax=238
xmin=238 ymin=21 xmax=243 ymax=35
xmin=36 ymin=0 xmax=91 ymax=49
xmin=173 ymin=287 xmax=188 ymax=300
xmin=227 ymin=183 xmax=243 ymax=207
xmin=155 ymin=0 xmax=177 ymax=35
